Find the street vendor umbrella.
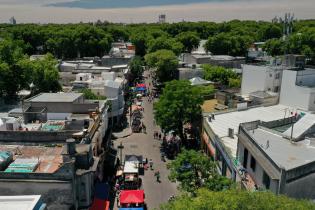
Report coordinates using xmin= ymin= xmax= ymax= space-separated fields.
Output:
xmin=136 ymin=94 xmax=142 ymax=97
xmin=136 ymin=87 xmax=146 ymax=91
xmin=136 ymin=84 xmax=146 ymax=88
xmin=120 ymin=190 xmax=144 ymax=204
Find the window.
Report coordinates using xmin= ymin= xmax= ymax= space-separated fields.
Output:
xmin=243 ymin=148 xmax=248 ymax=168
xmin=275 ymin=73 xmax=280 ymax=79
xmin=263 ymin=171 xmax=270 ymax=189
xmin=80 ymin=77 xmax=82 ymax=81
xmin=250 ymin=156 xmax=256 ymax=172
xmin=274 ymin=86 xmax=279 ymax=93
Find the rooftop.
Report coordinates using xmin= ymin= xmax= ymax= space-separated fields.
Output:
xmin=207 ymin=105 xmax=297 ymax=158
xmin=0 ymin=145 xmax=63 ymax=173
xmin=0 ymin=195 xmax=43 ymax=210
xmin=26 ymin=93 xmax=83 ymax=103
xmin=249 ymin=127 xmax=315 ymax=170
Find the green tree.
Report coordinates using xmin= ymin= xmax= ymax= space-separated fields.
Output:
xmin=0 ymin=62 xmax=16 ymax=96
xmin=108 ymin=27 xmax=129 ymax=41
xmin=147 ymin=36 xmax=183 ymax=55
xmin=131 ymin=31 xmax=149 ymax=57
xmin=80 ymin=88 xmax=106 ymax=100
xmin=154 ymin=80 xmax=203 ymax=140
xmin=31 ymin=54 xmax=62 ymax=94
xmin=129 ymin=56 xmax=144 ymax=80
xmin=161 ymin=188 xmax=315 ymax=210
xmin=192 ymin=85 xmax=215 ymax=98
xmin=145 ymin=49 xmax=178 ymax=82
xmin=0 ymin=39 xmax=28 ymax=96
xmin=167 ymin=150 xmax=232 ymax=194
xmin=228 ymin=78 xmax=241 ymax=88
xmin=259 ymin=25 xmax=282 ymax=41
xmin=204 ymin=33 xmax=253 ymax=56
xmin=263 ymin=38 xmax=285 ymax=56
xmin=202 ymin=64 xmax=239 ymax=86
xmin=176 ymin=32 xmax=200 ymax=52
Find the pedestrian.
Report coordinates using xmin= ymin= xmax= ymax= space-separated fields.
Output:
xmin=142 ymin=124 xmax=146 ymax=134
xmin=149 ymin=159 xmax=153 ymax=170
xmin=159 ymin=133 xmax=162 ymax=140
xmin=155 ymin=171 xmax=160 ymax=182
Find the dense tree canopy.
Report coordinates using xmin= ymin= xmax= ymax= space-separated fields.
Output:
xmin=147 ymin=36 xmax=183 ymax=55
xmin=129 ymin=56 xmax=144 ymax=80
xmin=168 ymin=150 xmax=232 ymax=193
xmin=160 ymin=188 xmax=315 ymax=210
xmin=202 ymin=64 xmax=240 ymax=87
xmin=175 ymin=31 xmax=200 ymax=52
xmin=154 ymin=80 xmax=203 ymax=140
xmin=0 ymin=20 xmax=314 ymax=61
xmin=0 ymin=39 xmax=61 ymax=96
xmin=145 ymin=49 xmax=178 ymax=82
xmin=204 ymin=33 xmax=253 ymax=56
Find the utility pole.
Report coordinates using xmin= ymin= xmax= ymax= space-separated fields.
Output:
xmin=118 ymin=142 xmax=124 ymax=165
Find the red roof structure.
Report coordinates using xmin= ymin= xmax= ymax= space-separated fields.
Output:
xmin=120 ymin=190 xmax=144 ymax=204
xmin=136 ymin=84 xmax=146 ymax=88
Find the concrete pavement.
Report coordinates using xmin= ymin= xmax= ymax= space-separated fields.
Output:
xmin=112 ymin=71 xmax=178 ymax=210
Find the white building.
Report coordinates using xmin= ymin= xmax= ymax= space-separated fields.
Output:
xmin=280 ymin=68 xmax=315 ymax=112
xmin=241 ymin=64 xmax=283 ymax=96
xmin=202 ymin=103 xmax=315 ymax=200
xmin=72 ymin=72 xmax=125 ymax=121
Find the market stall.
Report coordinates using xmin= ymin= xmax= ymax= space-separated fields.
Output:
xmin=120 ymin=190 xmax=145 ymax=207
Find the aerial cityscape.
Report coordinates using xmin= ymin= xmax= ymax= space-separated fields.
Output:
xmin=0 ymin=1 xmax=315 ymax=210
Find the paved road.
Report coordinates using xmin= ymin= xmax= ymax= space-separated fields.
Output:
xmin=112 ymin=71 xmax=178 ymax=210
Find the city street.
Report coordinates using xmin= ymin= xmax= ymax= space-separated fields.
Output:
xmin=112 ymin=71 xmax=178 ymax=210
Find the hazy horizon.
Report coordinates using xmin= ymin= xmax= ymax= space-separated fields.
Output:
xmin=0 ymin=0 xmax=314 ymax=24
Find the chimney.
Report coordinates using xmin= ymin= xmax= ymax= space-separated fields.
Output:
xmin=66 ymin=138 xmax=76 ymax=155
xmin=228 ymin=128 xmax=234 ymax=138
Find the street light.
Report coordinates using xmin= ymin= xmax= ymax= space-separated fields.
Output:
xmin=118 ymin=142 xmax=124 ymax=166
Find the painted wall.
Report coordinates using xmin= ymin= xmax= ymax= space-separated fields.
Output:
xmin=285 ymin=173 xmax=315 ymax=199
xmin=241 ymin=65 xmax=282 ymax=95
xmin=241 ymin=65 xmax=268 ymax=95
xmin=279 ymin=70 xmax=315 ymax=111
xmin=237 ymin=142 xmax=278 ymax=192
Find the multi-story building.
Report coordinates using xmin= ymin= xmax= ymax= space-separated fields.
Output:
xmin=72 ymin=72 xmax=126 ymax=123
xmin=237 ymin=118 xmax=315 ymax=199
xmin=0 ymin=93 xmax=111 ymax=209
xmin=280 ymin=68 xmax=315 ymax=111
xmin=241 ymin=64 xmax=283 ymax=96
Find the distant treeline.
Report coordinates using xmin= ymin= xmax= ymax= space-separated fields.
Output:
xmin=0 ymin=20 xmax=314 ymax=61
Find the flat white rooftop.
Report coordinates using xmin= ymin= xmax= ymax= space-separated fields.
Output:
xmin=251 ymin=128 xmax=315 ymax=170
xmin=0 ymin=195 xmax=42 ymax=210
xmin=207 ymin=105 xmax=313 ymax=158
xmin=27 ymin=93 xmax=83 ymax=103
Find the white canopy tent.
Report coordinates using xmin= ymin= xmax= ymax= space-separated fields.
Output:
xmin=189 ymin=77 xmax=214 ymax=86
